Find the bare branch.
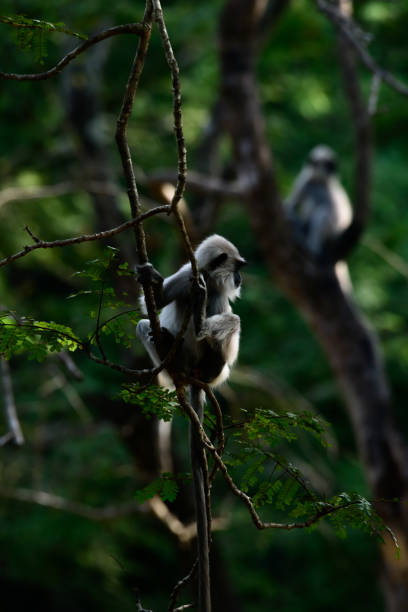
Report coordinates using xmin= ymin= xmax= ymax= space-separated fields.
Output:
xmin=0 ymin=23 xmax=147 ymax=81
xmin=169 ymin=560 xmax=198 ymax=612
xmin=115 ymin=2 xmax=162 ymax=346
xmin=57 ymin=351 xmax=84 ymax=381
xmin=316 ymin=0 xmax=408 ymax=97
xmin=0 ymin=205 xmax=170 ymax=269
xmin=151 ymin=1 xmax=200 ymax=283
xmin=149 ymin=495 xmax=227 ymax=545
xmin=0 ymin=356 xmax=24 ymax=445
xmin=0 ymin=182 xmax=74 ymax=209
xmin=146 ymin=169 xmax=245 ymax=199
xmin=322 ymin=0 xmax=372 ymax=262
xmin=152 ymin=0 xmax=187 ymax=215
xmin=0 ymin=486 xmax=146 ymax=520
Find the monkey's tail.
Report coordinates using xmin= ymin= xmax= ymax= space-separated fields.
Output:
xmin=190 ymin=385 xmax=211 ymax=612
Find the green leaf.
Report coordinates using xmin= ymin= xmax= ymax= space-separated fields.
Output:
xmin=119 ymin=383 xmax=180 ymax=422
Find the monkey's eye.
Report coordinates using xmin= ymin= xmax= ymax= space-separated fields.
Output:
xmin=324 ymin=160 xmax=337 ymax=173
xmin=209 ymin=252 xmax=228 ymax=270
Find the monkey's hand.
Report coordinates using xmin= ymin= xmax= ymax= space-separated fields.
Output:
xmin=192 ymin=273 xmax=207 ymax=336
xmin=136 ymin=262 xmax=164 ymax=288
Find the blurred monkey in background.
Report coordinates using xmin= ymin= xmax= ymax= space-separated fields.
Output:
xmin=285 ymin=145 xmax=352 ymax=291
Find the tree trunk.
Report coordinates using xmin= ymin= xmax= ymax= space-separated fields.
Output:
xmin=218 ymin=0 xmax=408 ymax=608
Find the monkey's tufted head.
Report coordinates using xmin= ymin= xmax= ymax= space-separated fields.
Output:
xmin=306 ymin=145 xmax=338 ymax=178
xmin=195 ymin=234 xmax=246 ymax=300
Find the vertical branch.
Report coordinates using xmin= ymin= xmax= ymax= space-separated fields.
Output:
xmin=1 ymin=356 xmax=24 ymax=446
xmin=151 ymin=0 xmax=200 ymax=282
xmin=332 ymin=0 xmax=372 ymax=258
xmin=152 ymin=0 xmax=187 ymax=214
xmin=115 ymin=1 xmax=162 ymax=343
xmin=177 ymin=386 xmax=211 ymax=612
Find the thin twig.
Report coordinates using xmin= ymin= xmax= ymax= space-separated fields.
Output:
xmin=150 ymin=0 xmax=199 ymax=283
xmin=152 ymin=0 xmax=187 ymax=215
xmin=24 ymin=226 xmax=40 ymax=243
xmin=0 ymin=205 xmax=170 ymax=269
xmin=168 ymin=559 xmax=198 ymax=612
xmin=322 ymin=0 xmax=372 ymax=262
xmin=0 ymin=23 xmax=147 ymax=81
xmin=316 ymin=0 xmax=408 ymax=97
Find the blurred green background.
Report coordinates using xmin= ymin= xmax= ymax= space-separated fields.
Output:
xmin=0 ymin=0 xmax=407 ymax=610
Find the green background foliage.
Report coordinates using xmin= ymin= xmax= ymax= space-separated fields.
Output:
xmin=0 ymin=0 xmax=407 ymax=610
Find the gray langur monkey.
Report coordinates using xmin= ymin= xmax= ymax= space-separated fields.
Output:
xmin=136 ymin=235 xmax=246 ymax=610
xmin=285 ymin=145 xmax=352 ymax=290
xmin=136 ymin=234 xmax=246 ymax=389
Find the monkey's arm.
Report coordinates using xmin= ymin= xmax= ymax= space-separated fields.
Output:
xmin=137 ymin=262 xmax=195 ymax=309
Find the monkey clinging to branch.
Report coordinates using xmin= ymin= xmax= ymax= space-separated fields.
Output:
xmin=136 ymin=234 xmax=246 ymax=610
xmin=136 ymin=234 xmax=246 ymax=388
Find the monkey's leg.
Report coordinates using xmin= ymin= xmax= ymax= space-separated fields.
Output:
xmin=136 ymin=319 xmax=161 ymax=366
xmin=136 ymin=320 xmax=177 ymax=388
xmin=190 ymin=385 xmax=211 ymax=612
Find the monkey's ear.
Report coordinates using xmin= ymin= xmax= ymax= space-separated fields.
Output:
xmin=209 ymin=252 xmax=228 ymax=270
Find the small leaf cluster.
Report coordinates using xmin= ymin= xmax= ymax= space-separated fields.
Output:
xmin=135 ymin=473 xmax=191 ymax=504
xmin=119 ymin=383 xmax=180 ymax=422
xmin=223 ymin=407 xmax=325 ymax=511
xmin=0 ymin=313 xmax=80 ymax=361
xmin=70 ymin=247 xmax=141 ymax=349
xmin=1 ymin=15 xmax=87 ymax=64
xmin=243 ymin=406 xmax=328 ymax=447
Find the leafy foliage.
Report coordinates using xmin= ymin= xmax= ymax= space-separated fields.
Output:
xmin=222 ymin=406 xmax=394 ymax=547
xmin=0 ymin=15 xmax=87 ymax=64
xmin=225 ymin=406 xmax=327 ymax=507
xmin=0 ymin=313 xmax=80 ymax=361
xmin=243 ymin=406 xmax=328 ymax=446
xmin=71 ymin=246 xmax=140 ymax=349
xmin=134 ymin=473 xmax=191 ymax=504
xmin=119 ymin=383 xmax=180 ymax=422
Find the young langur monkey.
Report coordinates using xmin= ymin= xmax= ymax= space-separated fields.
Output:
xmin=285 ymin=145 xmax=352 ymax=291
xmin=136 ymin=234 xmax=246 ymax=389
xmin=136 ymin=235 xmax=245 ymax=608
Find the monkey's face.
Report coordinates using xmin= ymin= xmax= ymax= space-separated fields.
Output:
xmin=195 ymin=234 xmax=246 ymax=301
xmin=306 ymin=145 xmax=338 ymax=180
xmin=206 ymin=252 xmax=246 ymax=300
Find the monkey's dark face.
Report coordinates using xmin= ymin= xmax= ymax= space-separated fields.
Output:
xmin=307 ymin=146 xmax=338 ymax=177
xmin=233 ymin=258 xmax=247 ymax=287
xmin=207 ymin=252 xmax=246 ymax=295
xmin=307 ymin=156 xmax=337 ymax=176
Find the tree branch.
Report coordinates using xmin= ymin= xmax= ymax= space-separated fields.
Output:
xmin=0 ymin=205 xmax=170 ymax=269
xmin=146 ymin=169 xmax=245 ymax=199
xmin=322 ymin=0 xmax=372 ymax=262
xmin=316 ymin=0 xmax=408 ymax=97
xmin=0 ymin=23 xmax=147 ymax=81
